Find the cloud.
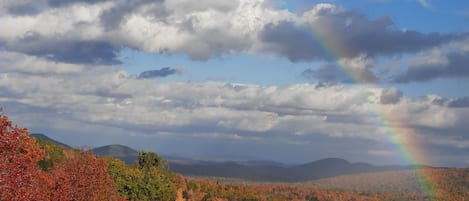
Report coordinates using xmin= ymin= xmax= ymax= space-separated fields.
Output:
xmin=137 ymin=67 xmax=185 ymax=79
xmin=381 ymin=95 xmax=469 ymax=131
xmin=260 ymin=21 xmax=326 ymax=62
xmin=0 ymin=2 xmax=122 ymax=65
xmin=392 ymin=51 xmax=469 ymax=83
xmin=430 ymin=96 xmax=469 ymax=108
xmin=1 ymin=62 xmax=469 ymax=165
xmin=1 ymin=1 xmax=463 ymax=65
xmin=19 ymin=39 xmax=121 ymax=65
xmin=0 ymin=66 xmax=385 ymax=141
xmin=3 ymin=0 xmax=112 ymax=16
xmin=47 ymin=0 xmax=112 ymax=8
xmin=0 ymin=50 xmax=84 ymax=74
xmin=302 ymin=64 xmax=348 ymax=84
xmin=99 ymin=0 xmax=164 ymax=30
xmin=448 ymin=97 xmax=469 ymax=108
xmin=337 ymin=55 xmax=378 ymax=83
xmin=5 ymin=1 xmax=46 ymax=16
xmin=0 ymin=0 xmax=290 ymax=63
xmin=380 ymin=87 xmax=403 ymax=104
xmin=0 ymin=64 xmax=465 ymax=140
xmin=260 ymin=4 xmax=466 ymax=62
xmin=301 ymin=55 xmax=378 ymax=84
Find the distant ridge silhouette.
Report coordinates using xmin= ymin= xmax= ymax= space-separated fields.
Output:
xmin=29 ymin=133 xmax=412 ymax=182
xmin=30 ymin=133 xmax=71 ymax=148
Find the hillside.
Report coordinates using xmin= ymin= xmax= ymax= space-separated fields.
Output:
xmin=30 ymin=133 xmax=71 ymax=148
xmin=91 ymin=144 xmax=139 ymax=164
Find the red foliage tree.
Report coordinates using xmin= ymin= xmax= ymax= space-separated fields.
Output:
xmin=48 ymin=150 xmax=123 ymax=201
xmin=0 ymin=115 xmax=45 ymax=201
xmin=1 ymin=114 xmax=124 ymax=201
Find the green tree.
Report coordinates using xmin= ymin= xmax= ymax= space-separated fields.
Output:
xmin=138 ymin=151 xmax=169 ymax=170
xmin=106 ymin=152 xmax=178 ymax=201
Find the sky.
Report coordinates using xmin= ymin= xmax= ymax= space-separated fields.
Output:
xmin=0 ymin=0 xmax=468 ymax=167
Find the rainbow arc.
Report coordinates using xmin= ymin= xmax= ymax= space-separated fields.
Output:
xmin=307 ymin=23 xmax=438 ymax=198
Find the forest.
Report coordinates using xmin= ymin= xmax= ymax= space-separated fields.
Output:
xmin=1 ymin=114 xmax=469 ymax=201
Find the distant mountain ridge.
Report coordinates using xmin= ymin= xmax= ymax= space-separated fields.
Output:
xmin=170 ymin=158 xmax=411 ymax=182
xmin=28 ymin=134 xmax=412 ymax=182
xmin=30 ymin=133 xmax=71 ymax=148
xmin=29 ymin=133 xmax=140 ymax=164
xmin=89 ymin=146 xmax=412 ymax=182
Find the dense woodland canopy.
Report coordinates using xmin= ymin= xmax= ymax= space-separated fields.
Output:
xmin=1 ymin=113 xmax=469 ymax=201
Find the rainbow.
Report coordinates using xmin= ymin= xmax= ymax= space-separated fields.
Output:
xmin=307 ymin=23 xmax=438 ymax=198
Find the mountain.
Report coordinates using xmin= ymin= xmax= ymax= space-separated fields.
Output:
xmin=287 ymin=158 xmax=395 ymax=181
xmin=26 ymin=134 xmax=411 ymax=182
xmin=91 ymin=144 xmax=139 ymax=164
xmin=30 ymin=133 xmax=71 ymax=148
xmin=170 ymin=157 xmax=410 ymax=182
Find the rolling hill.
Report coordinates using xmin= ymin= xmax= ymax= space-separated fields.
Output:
xmin=91 ymin=144 xmax=139 ymax=164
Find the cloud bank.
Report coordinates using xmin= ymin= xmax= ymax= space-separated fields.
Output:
xmin=1 ymin=55 xmax=469 ymax=165
xmin=0 ymin=0 xmax=468 ymax=165
xmin=0 ymin=1 xmax=466 ymax=65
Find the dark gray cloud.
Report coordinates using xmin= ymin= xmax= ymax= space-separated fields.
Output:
xmin=261 ymin=21 xmax=328 ymax=62
xmin=448 ymin=97 xmax=469 ymax=108
xmin=260 ymin=10 xmax=467 ymax=62
xmin=48 ymin=0 xmax=111 ymax=7
xmin=302 ymin=64 xmax=351 ymax=84
xmin=138 ymin=67 xmax=184 ymax=79
xmin=432 ymin=97 xmax=469 ymax=108
xmin=380 ymin=88 xmax=403 ymax=104
xmin=45 ymin=41 xmax=120 ymax=65
xmin=5 ymin=0 xmax=111 ymax=16
xmin=9 ymin=33 xmax=121 ymax=65
xmin=393 ymin=52 xmax=469 ymax=83
xmin=6 ymin=3 xmax=45 ymax=16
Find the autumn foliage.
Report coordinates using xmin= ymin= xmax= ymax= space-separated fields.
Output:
xmin=42 ymin=150 xmax=123 ymax=201
xmin=0 ymin=115 xmax=123 ymax=201
xmin=0 ymin=115 xmax=45 ymax=200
